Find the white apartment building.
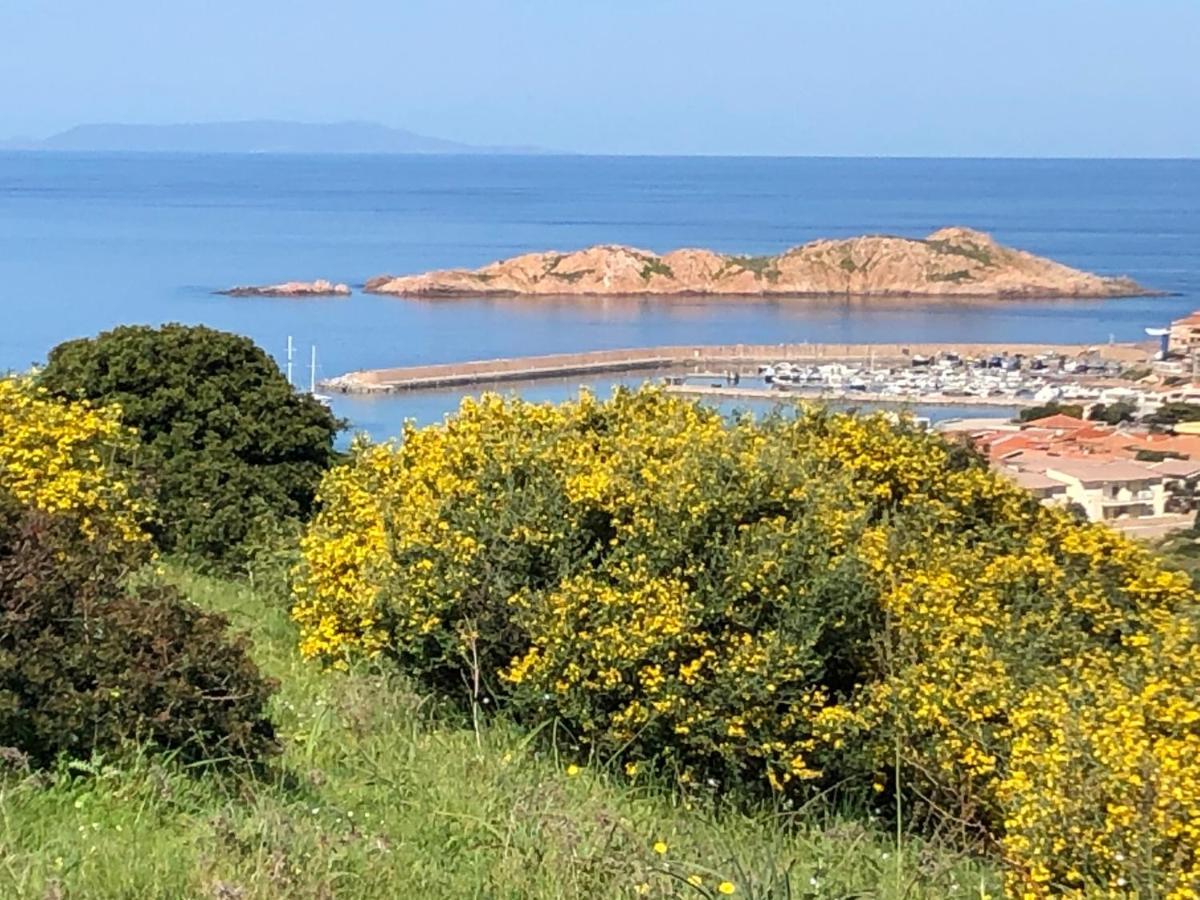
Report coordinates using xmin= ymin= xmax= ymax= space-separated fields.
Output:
xmin=1041 ymin=460 xmax=1167 ymax=522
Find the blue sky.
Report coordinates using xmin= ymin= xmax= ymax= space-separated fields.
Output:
xmin=2 ymin=0 xmax=1197 ymax=156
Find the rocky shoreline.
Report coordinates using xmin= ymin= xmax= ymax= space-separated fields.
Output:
xmin=218 ymin=279 xmax=350 ymax=298
xmin=363 ymin=227 xmax=1152 ymax=299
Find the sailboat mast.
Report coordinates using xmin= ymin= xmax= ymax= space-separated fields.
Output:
xmin=286 ymin=336 xmax=294 ymax=387
xmin=310 ymin=345 xmax=317 ymax=395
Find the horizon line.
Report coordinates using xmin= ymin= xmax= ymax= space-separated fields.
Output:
xmin=1 ymin=148 xmax=1197 ymax=162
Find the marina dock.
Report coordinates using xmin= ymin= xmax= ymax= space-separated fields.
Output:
xmin=663 ymin=383 xmax=1041 ymax=407
xmin=322 ymin=341 xmax=1150 ymax=394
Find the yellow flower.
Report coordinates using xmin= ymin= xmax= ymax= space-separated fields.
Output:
xmin=293 ymin=386 xmax=1200 ymax=895
xmin=653 ymin=840 xmax=668 ymax=855
xmin=0 ymin=376 xmax=148 ymax=554
xmin=718 ymin=882 xmax=736 ymax=895
xmin=687 ymin=874 xmax=703 ymax=887
xmin=565 ymin=764 xmax=580 ymax=777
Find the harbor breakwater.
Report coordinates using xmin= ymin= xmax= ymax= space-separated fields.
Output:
xmin=321 ymin=341 xmax=1151 ymax=394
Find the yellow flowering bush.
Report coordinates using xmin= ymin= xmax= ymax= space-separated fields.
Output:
xmin=0 ymin=376 xmax=148 ymax=562
xmin=294 ymin=388 xmax=1200 ymax=897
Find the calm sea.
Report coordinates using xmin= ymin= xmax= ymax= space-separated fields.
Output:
xmin=2 ymin=153 xmax=1198 ymax=437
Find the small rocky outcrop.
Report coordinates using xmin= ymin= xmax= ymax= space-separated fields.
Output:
xmin=364 ymin=228 xmax=1151 ymax=299
xmin=219 ymin=280 xmax=351 ymax=297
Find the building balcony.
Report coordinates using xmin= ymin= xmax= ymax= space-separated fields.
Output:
xmin=1102 ymin=492 xmax=1155 ymax=505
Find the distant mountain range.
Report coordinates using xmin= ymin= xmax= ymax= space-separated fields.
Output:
xmin=0 ymin=120 xmax=547 ymax=155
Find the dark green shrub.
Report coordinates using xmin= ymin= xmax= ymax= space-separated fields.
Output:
xmin=0 ymin=498 xmax=278 ymax=768
xmin=1088 ymin=400 xmax=1138 ymax=425
xmin=1136 ymin=448 xmax=1186 ymax=462
xmin=1147 ymin=401 xmax=1200 ymax=428
xmin=1017 ymin=401 xmax=1084 ymax=422
xmin=39 ymin=324 xmax=342 ymax=568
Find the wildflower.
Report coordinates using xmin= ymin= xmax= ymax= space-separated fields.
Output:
xmin=0 ymin=377 xmax=147 ymax=554
xmin=718 ymin=881 xmax=736 ymax=894
xmin=687 ymin=874 xmax=703 ymax=887
xmin=653 ymin=841 xmax=668 ymax=855
xmin=293 ymin=387 xmax=1200 ymax=895
xmin=565 ymin=764 xmax=580 ymax=777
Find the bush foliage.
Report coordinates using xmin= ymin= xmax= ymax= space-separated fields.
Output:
xmin=0 ymin=503 xmax=278 ymax=768
xmin=1147 ymin=401 xmax=1200 ymax=428
xmin=1087 ymin=399 xmax=1138 ymax=425
xmin=1017 ymin=401 xmax=1084 ymax=422
xmin=0 ymin=377 xmax=148 ymax=563
xmin=294 ymin=389 xmax=1200 ymax=897
xmin=0 ymin=376 xmax=277 ymax=768
xmin=39 ymin=324 xmax=342 ymax=567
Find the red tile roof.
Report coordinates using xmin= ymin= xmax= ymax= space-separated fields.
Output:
xmin=1020 ymin=413 xmax=1090 ymax=431
xmin=980 ymin=433 xmax=1048 ymax=458
xmin=1150 ymin=458 xmax=1200 ymax=479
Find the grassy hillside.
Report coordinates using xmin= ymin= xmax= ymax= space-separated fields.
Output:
xmin=0 ymin=568 xmax=999 ymax=899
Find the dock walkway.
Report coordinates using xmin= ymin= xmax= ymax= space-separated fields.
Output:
xmin=321 ymin=341 xmax=1149 ymax=394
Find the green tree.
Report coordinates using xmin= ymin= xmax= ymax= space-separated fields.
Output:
xmin=1087 ymin=400 xmax=1138 ymax=425
xmin=1146 ymin=402 xmax=1200 ymax=428
xmin=40 ymin=324 xmax=342 ymax=567
xmin=1017 ymin=401 xmax=1084 ymax=422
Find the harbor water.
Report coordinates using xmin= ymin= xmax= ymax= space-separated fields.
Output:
xmin=2 ymin=153 xmax=1198 ymax=437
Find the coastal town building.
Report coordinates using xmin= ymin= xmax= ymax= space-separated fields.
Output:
xmin=1150 ymin=458 xmax=1200 ymax=512
xmin=998 ymin=468 xmax=1070 ymax=504
xmin=942 ymin=413 xmax=1200 ymax=531
xmin=1170 ymin=311 xmax=1200 ymax=356
xmin=1040 ymin=460 xmax=1166 ymax=522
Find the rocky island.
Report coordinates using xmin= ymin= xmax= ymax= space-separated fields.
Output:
xmin=219 ymin=279 xmax=351 ymax=298
xmin=364 ymin=227 xmax=1150 ymax=299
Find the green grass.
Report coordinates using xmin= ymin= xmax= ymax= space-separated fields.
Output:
xmin=0 ymin=570 xmax=1000 ymax=899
